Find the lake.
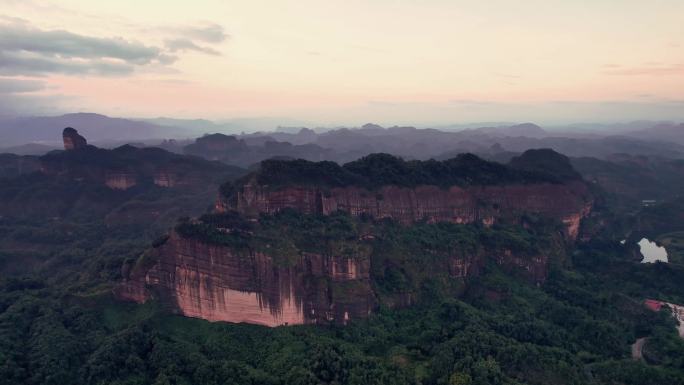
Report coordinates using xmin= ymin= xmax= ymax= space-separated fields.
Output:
xmin=639 ymin=238 xmax=668 ymax=263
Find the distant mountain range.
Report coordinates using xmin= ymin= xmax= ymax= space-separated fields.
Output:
xmin=0 ymin=113 xmax=189 ymax=147
xmin=0 ymin=113 xmax=316 ymax=148
xmin=1 ymin=112 xmax=682 ymax=161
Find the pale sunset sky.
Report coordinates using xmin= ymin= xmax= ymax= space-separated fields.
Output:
xmin=0 ymin=0 xmax=683 ymax=125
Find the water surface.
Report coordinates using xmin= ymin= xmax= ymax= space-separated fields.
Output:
xmin=638 ymin=238 xmax=668 ymax=263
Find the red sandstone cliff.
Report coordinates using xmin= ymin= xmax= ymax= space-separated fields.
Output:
xmin=116 ymin=229 xmax=553 ymax=326
xmin=105 ymin=171 xmax=138 ymax=190
xmin=116 ymin=232 xmax=375 ymax=326
xmin=117 ymin=153 xmax=590 ymax=327
xmin=217 ymin=181 xmax=592 ymax=240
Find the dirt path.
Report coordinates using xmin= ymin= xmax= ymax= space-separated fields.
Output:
xmin=632 ymin=337 xmax=646 ymax=360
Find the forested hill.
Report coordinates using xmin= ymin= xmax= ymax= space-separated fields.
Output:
xmin=222 ymin=149 xmax=579 ymax=195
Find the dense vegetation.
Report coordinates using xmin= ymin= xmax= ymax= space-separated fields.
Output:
xmin=2 ymin=147 xmax=684 ymax=385
xmin=571 ymin=156 xmax=684 ymax=211
xmin=3 ymin=235 xmax=684 ymax=385
xmin=509 ymin=149 xmax=582 ymax=180
xmin=220 ymin=151 xmax=568 ymax=197
xmin=39 ymin=144 xmax=240 ymax=184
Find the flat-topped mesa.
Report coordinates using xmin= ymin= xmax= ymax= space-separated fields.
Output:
xmin=62 ymin=127 xmax=87 ymax=150
xmin=218 ymin=151 xmax=593 ymax=240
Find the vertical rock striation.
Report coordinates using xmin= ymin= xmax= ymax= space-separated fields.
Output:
xmin=117 ymin=233 xmax=374 ymax=326
xmin=218 ymin=181 xmax=592 ymax=240
xmin=105 ymin=171 xmax=138 ymax=190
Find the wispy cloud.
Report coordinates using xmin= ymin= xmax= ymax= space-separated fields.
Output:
xmin=175 ymin=23 xmax=229 ymax=44
xmin=603 ymin=63 xmax=684 ymax=76
xmin=0 ymin=18 xmax=229 ymax=77
xmin=161 ymin=23 xmax=228 ymax=56
xmin=0 ymin=19 xmax=170 ymax=76
xmin=165 ymin=38 xmax=221 ymax=56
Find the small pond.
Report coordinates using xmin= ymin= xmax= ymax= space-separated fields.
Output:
xmin=638 ymin=238 xmax=668 ymax=263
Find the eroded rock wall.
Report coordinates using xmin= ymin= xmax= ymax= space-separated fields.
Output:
xmin=117 ymin=233 xmax=374 ymax=326
xmin=105 ymin=172 xmax=138 ymax=190
xmin=218 ymin=181 xmax=592 ymax=239
xmin=116 ymin=230 xmax=553 ymax=326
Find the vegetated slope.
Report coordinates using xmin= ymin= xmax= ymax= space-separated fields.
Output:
xmin=572 ymin=155 xmax=684 ymax=210
xmin=2 ymin=144 xmax=684 ymax=384
xmin=4 ymin=233 xmax=684 ymax=384
xmin=0 ymin=129 xmax=247 ymax=278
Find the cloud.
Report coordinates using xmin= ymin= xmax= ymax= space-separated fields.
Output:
xmin=177 ymin=23 xmax=229 ymax=43
xmin=0 ymin=51 xmax=136 ymax=76
xmin=0 ymin=23 xmax=163 ymax=63
xmin=165 ymin=38 xmax=220 ymax=56
xmin=0 ymin=20 xmax=172 ymax=76
xmin=604 ymin=63 xmax=684 ymax=76
xmin=0 ymin=77 xmax=45 ymax=93
xmin=159 ymin=23 xmax=228 ymax=56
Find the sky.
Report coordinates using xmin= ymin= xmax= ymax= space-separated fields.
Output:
xmin=0 ymin=0 xmax=683 ymax=126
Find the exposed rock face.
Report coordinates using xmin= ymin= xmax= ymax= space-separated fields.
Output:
xmin=62 ymin=127 xmax=87 ymax=150
xmin=116 ymin=233 xmax=374 ymax=326
xmin=154 ymin=170 xmax=178 ymax=187
xmin=117 ymin=152 xmax=588 ymax=327
xmin=105 ymin=171 xmax=137 ymax=190
xmin=117 ymin=231 xmax=551 ymax=326
xmin=218 ymin=181 xmax=592 ymax=240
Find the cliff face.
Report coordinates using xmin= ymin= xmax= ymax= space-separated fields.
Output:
xmin=105 ymin=171 xmax=138 ymax=190
xmin=218 ymin=181 xmax=592 ymax=240
xmin=117 ymin=152 xmax=588 ymax=327
xmin=154 ymin=170 xmax=179 ymax=187
xmin=117 ymin=230 xmax=551 ymax=326
xmin=117 ymin=233 xmax=374 ymax=326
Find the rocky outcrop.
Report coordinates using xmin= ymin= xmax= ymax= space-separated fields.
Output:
xmin=116 ymin=233 xmax=374 ymax=326
xmin=117 ymin=152 xmax=586 ymax=327
xmin=153 ymin=170 xmax=178 ymax=187
xmin=62 ymin=127 xmax=87 ymax=150
xmin=218 ymin=181 xmax=592 ymax=240
xmin=105 ymin=171 xmax=137 ymax=190
xmin=117 ymin=229 xmax=552 ymax=326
